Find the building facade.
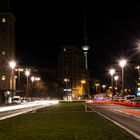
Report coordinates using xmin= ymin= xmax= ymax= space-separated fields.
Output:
xmin=0 ymin=12 xmax=16 ymax=91
xmin=58 ymin=45 xmax=88 ymax=100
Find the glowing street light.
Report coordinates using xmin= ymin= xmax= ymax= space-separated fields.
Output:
xmin=64 ymin=78 xmax=70 ymax=100
xmin=81 ymin=80 xmax=86 ymax=97
xmin=109 ymin=68 xmax=115 ymax=89
xmin=1 ymin=75 xmax=5 ymax=90
xmin=9 ymin=60 xmax=16 ymax=101
xmin=30 ymin=76 xmax=35 ymax=101
xmin=95 ymin=83 xmax=100 ymax=94
xmin=25 ymin=70 xmax=30 ymax=100
xmin=114 ymin=75 xmax=119 ymax=88
xmin=31 ymin=76 xmax=35 ymax=86
xmin=119 ymin=59 xmax=127 ymax=95
xmin=102 ymin=85 xmax=106 ymax=93
xmin=135 ymin=66 xmax=140 ymax=80
xmin=15 ymin=68 xmax=24 ymax=89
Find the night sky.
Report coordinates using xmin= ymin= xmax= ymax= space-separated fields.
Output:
xmin=8 ymin=1 xmax=140 ymax=81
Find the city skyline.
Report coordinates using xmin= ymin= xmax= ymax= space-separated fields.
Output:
xmin=7 ymin=2 xmax=140 ymax=81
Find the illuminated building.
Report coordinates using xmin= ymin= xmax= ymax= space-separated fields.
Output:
xmin=58 ymin=45 xmax=88 ymax=99
xmin=0 ymin=1 xmax=16 ymax=104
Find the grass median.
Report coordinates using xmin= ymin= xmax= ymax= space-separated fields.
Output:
xmin=0 ymin=102 xmax=136 ymax=140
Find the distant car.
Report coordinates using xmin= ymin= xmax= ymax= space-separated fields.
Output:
xmin=13 ymin=96 xmax=21 ymax=104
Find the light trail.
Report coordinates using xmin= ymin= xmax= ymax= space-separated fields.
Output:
xmin=0 ymin=100 xmax=59 ymax=112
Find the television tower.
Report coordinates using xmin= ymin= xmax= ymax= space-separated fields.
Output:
xmin=81 ymin=9 xmax=90 ymax=70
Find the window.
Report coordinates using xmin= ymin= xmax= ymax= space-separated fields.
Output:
xmin=2 ymin=18 xmax=6 ymax=23
xmin=64 ymin=48 xmax=66 ymax=52
xmin=2 ymin=75 xmax=6 ymax=81
xmin=2 ymin=51 xmax=5 ymax=55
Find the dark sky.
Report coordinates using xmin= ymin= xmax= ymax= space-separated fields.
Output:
xmin=8 ymin=1 xmax=140 ymax=81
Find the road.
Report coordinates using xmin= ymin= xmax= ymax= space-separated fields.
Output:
xmin=0 ymin=100 xmax=59 ymax=120
xmin=88 ymin=103 xmax=140 ymax=139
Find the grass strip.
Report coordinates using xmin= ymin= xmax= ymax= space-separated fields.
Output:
xmin=0 ymin=102 xmax=136 ymax=140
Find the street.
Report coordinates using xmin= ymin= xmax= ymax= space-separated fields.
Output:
xmin=0 ymin=100 xmax=59 ymax=120
xmin=88 ymin=102 xmax=140 ymax=139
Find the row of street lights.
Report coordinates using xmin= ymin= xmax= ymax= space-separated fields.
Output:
xmin=9 ymin=60 xmax=41 ymax=101
xmin=109 ymin=59 xmax=127 ymax=96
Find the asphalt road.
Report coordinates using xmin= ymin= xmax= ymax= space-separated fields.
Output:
xmin=88 ymin=103 xmax=140 ymax=139
xmin=0 ymin=100 xmax=58 ymax=120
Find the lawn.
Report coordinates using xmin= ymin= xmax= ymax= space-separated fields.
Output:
xmin=0 ymin=102 xmax=136 ymax=140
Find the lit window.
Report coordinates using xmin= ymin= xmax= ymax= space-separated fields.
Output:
xmin=64 ymin=48 xmax=66 ymax=52
xmin=2 ymin=51 xmax=5 ymax=55
xmin=2 ymin=75 xmax=5 ymax=80
xmin=2 ymin=18 xmax=6 ymax=23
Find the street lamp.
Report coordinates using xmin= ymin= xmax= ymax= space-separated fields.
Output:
xmin=135 ymin=66 xmax=140 ymax=80
xmin=15 ymin=68 xmax=24 ymax=89
xmin=1 ymin=75 xmax=5 ymax=90
xmin=114 ymin=75 xmax=119 ymax=88
xmin=31 ymin=76 xmax=35 ymax=86
xmin=25 ymin=70 xmax=30 ymax=100
xmin=81 ymin=80 xmax=86 ymax=98
xmin=30 ymin=76 xmax=35 ymax=101
xmin=102 ymin=85 xmax=106 ymax=93
xmin=64 ymin=78 xmax=69 ymax=100
xmin=109 ymin=68 xmax=115 ymax=90
xmin=119 ymin=59 xmax=127 ymax=96
xmin=95 ymin=83 xmax=100 ymax=94
xmin=9 ymin=60 xmax=16 ymax=101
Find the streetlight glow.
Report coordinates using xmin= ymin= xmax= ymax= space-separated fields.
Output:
xmin=25 ymin=70 xmax=30 ymax=77
xmin=119 ymin=59 xmax=127 ymax=68
xmin=31 ymin=76 xmax=35 ymax=82
xmin=119 ymin=59 xmax=127 ymax=96
xmin=15 ymin=68 xmax=24 ymax=89
xmin=114 ymin=75 xmax=119 ymax=81
xmin=135 ymin=65 xmax=140 ymax=80
xmin=9 ymin=60 xmax=16 ymax=102
xmin=109 ymin=68 xmax=115 ymax=76
xmin=25 ymin=70 xmax=30 ymax=100
xmin=9 ymin=61 xmax=16 ymax=69
xmin=114 ymin=75 xmax=119 ymax=91
xmin=109 ymin=68 xmax=115 ymax=98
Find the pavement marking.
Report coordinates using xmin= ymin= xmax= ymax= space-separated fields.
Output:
xmin=96 ymin=111 xmax=140 ymax=140
xmin=0 ymin=108 xmax=34 ymax=120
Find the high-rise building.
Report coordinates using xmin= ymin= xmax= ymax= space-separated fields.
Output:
xmin=58 ymin=45 xmax=88 ymax=100
xmin=0 ymin=1 xmax=16 ymax=91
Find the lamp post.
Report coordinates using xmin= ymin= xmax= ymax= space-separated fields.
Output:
xmin=114 ymin=75 xmax=119 ymax=94
xmin=135 ymin=66 xmax=140 ymax=80
xmin=1 ymin=75 xmax=5 ymax=90
xmin=25 ymin=70 xmax=30 ymax=100
xmin=31 ymin=76 xmax=35 ymax=87
xmin=95 ymin=83 xmax=100 ymax=94
xmin=31 ymin=76 xmax=35 ymax=101
xmin=102 ymin=85 xmax=106 ymax=93
xmin=119 ymin=59 xmax=127 ymax=96
xmin=109 ymin=68 xmax=115 ymax=92
xmin=64 ymin=78 xmax=69 ymax=100
xmin=81 ymin=80 xmax=86 ymax=98
xmin=15 ymin=68 xmax=24 ymax=89
xmin=114 ymin=75 xmax=119 ymax=88
xmin=9 ymin=61 xmax=16 ymax=101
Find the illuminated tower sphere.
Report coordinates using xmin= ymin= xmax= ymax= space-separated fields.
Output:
xmin=82 ymin=45 xmax=90 ymax=70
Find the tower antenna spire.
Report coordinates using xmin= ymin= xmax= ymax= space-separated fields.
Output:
xmin=84 ymin=8 xmax=88 ymax=45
